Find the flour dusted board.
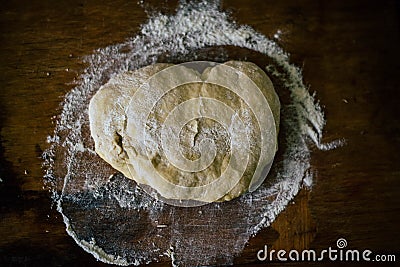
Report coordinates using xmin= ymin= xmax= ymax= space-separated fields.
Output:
xmin=2 ymin=0 xmax=399 ymax=266
xmin=42 ymin=2 xmax=342 ymax=265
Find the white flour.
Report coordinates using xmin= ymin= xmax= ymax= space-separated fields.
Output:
xmin=43 ymin=1 xmax=342 ymax=266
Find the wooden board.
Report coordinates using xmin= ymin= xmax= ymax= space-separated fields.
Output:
xmin=1 ymin=0 xmax=399 ymax=266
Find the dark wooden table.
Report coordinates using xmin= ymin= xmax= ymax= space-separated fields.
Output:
xmin=1 ymin=0 xmax=399 ymax=266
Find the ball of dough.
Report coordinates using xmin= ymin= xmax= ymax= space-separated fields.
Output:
xmin=89 ymin=61 xmax=280 ymax=204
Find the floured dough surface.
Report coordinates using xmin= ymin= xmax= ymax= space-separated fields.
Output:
xmin=88 ymin=61 xmax=280 ymax=204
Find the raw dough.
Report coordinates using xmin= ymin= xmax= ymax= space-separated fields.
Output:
xmin=89 ymin=61 xmax=280 ymax=204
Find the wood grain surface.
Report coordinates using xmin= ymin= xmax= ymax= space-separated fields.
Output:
xmin=1 ymin=0 xmax=399 ymax=266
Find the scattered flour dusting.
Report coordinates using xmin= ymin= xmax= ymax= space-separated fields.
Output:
xmin=59 ymin=206 xmax=131 ymax=266
xmin=43 ymin=1 xmax=343 ymax=266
